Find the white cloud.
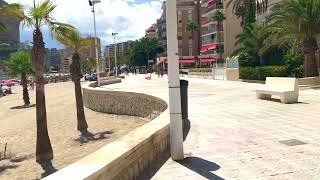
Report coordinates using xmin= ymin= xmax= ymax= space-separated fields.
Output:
xmin=6 ymin=0 xmax=163 ymax=47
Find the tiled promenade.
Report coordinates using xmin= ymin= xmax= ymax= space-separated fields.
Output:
xmin=106 ymin=74 xmax=320 ymax=180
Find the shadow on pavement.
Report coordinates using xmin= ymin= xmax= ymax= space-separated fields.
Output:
xmin=138 ymin=118 xmax=191 ymax=180
xmin=10 ymin=104 xmax=36 ymax=109
xmin=178 ymin=157 xmax=224 ymax=180
xmin=75 ymin=130 xmax=113 ymax=144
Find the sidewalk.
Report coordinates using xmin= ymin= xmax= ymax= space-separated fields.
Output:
xmin=106 ymin=74 xmax=320 ymax=180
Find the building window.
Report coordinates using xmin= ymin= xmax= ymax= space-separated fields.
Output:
xmin=189 ymin=48 xmax=193 ymax=56
xmin=188 ymin=10 xmax=192 ymax=20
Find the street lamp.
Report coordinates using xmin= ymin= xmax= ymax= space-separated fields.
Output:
xmin=112 ymin=32 xmax=118 ymax=78
xmin=166 ymin=0 xmax=184 ymax=160
xmin=106 ymin=45 xmax=111 ymax=75
xmin=88 ymin=0 xmax=101 ymax=86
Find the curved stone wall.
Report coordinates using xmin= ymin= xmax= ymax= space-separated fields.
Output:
xmin=82 ymin=79 xmax=168 ymax=119
xmin=44 ymin=79 xmax=170 ymax=180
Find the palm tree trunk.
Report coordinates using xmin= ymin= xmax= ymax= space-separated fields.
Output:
xmin=32 ymin=28 xmax=53 ymax=163
xmin=303 ymin=42 xmax=319 ymax=77
xmin=70 ymin=54 xmax=88 ymax=132
xmin=21 ymin=73 xmax=30 ymax=106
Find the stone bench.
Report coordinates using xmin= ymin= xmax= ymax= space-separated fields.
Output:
xmin=256 ymin=77 xmax=299 ymax=104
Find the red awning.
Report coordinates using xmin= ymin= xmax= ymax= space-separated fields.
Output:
xmin=199 ymin=56 xmax=216 ymax=63
xmin=179 ymin=59 xmax=195 ymax=63
xmin=208 ymin=0 xmax=217 ymax=8
xmin=200 ymin=45 xmax=208 ymax=53
xmin=207 ymin=43 xmax=217 ymax=50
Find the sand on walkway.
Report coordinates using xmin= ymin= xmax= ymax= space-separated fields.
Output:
xmin=0 ymin=81 xmax=150 ymax=180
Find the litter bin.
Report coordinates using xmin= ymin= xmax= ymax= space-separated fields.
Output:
xmin=180 ymin=80 xmax=189 ymax=120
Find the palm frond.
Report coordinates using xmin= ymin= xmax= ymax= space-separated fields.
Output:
xmin=0 ymin=22 xmax=7 ymax=31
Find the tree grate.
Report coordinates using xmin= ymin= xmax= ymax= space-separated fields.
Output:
xmin=279 ymin=139 xmax=307 ymax=146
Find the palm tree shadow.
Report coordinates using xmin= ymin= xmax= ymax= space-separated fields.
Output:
xmin=39 ymin=160 xmax=57 ymax=178
xmin=0 ymin=164 xmax=18 ymax=174
xmin=177 ymin=157 xmax=224 ymax=180
xmin=75 ymin=130 xmax=114 ymax=144
xmin=10 ymin=104 xmax=36 ymax=109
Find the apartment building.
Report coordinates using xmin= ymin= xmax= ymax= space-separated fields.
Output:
xmin=199 ymin=0 xmax=241 ymax=63
xmin=157 ymin=0 xmax=199 ymax=58
xmin=145 ymin=24 xmax=157 ymax=38
xmin=104 ymin=40 xmax=133 ymax=67
xmin=44 ymin=48 xmax=60 ymax=71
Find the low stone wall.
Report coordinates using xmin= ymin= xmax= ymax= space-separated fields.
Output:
xmin=83 ymin=80 xmax=167 ymax=119
xmin=298 ymin=77 xmax=320 ymax=86
xmin=44 ymin=79 xmax=170 ymax=180
xmin=226 ymin=68 xmax=239 ymax=81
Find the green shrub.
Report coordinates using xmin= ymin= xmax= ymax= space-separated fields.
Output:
xmin=240 ymin=66 xmax=288 ymax=80
xmin=284 ymin=43 xmax=304 ymax=78
xmin=189 ymin=68 xmax=212 ymax=73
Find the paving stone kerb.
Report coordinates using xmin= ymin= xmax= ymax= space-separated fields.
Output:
xmin=44 ymin=79 xmax=170 ymax=180
xmin=83 ymin=79 xmax=168 ymax=119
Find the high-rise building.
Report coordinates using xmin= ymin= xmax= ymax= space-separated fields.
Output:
xmin=199 ymin=0 xmax=241 ymax=63
xmin=157 ymin=0 xmax=200 ymax=58
xmin=79 ymin=37 xmax=101 ymax=60
xmin=145 ymin=24 xmax=157 ymax=38
xmin=44 ymin=48 xmax=60 ymax=71
xmin=104 ymin=40 xmax=133 ymax=67
xmin=156 ymin=2 xmax=167 ymax=53
xmin=59 ymin=48 xmax=73 ymax=73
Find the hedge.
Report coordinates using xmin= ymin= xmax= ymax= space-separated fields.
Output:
xmin=188 ymin=68 xmax=212 ymax=73
xmin=240 ymin=66 xmax=288 ymax=81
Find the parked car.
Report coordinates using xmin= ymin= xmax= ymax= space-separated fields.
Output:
xmin=89 ymin=73 xmax=97 ymax=81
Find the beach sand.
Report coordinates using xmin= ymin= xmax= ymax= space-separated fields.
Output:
xmin=0 ymin=81 xmax=150 ymax=180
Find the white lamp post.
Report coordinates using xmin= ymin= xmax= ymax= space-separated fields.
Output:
xmin=112 ymin=32 xmax=118 ymax=78
xmin=166 ymin=0 xmax=184 ymax=160
xmin=89 ymin=0 xmax=101 ymax=86
xmin=106 ymin=45 xmax=111 ymax=75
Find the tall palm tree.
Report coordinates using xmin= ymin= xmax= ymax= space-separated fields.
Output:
xmin=211 ymin=10 xmax=225 ymax=63
xmin=265 ymin=0 xmax=320 ymax=77
xmin=1 ymin=0 xmax=74 ymax=162
xmin=56 ymin=29 xmax=93 ymax=132
xmin=7 ymin=52 xmax=34 ymax=107
xmin=186 ymin=20 xmax=200 ymax=58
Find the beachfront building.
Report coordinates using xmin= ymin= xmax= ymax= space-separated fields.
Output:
xmin=145 ymin=24 xmax=157 ymax=39
xmin=199 ymin=0 xmax=241 ymax=66
xmin=156 ymin=0 xmax=202 ymax=68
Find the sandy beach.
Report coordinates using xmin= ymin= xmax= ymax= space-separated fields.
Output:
xmin=0 ymin=81 xmax=149 ymax=180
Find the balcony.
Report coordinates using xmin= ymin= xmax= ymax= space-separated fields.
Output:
xmin=202 ymin=2 xmax=224 ymax=17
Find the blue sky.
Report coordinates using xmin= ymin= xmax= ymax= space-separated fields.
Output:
xmin=7 ymin=0 xmax=163 ymax=49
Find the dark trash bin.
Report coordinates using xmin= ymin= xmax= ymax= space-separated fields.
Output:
xmin=180 ymin=80 xmax=188 ymax=120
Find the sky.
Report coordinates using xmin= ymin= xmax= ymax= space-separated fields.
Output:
xmin=6 ymin=0 xmax=163 ymax=49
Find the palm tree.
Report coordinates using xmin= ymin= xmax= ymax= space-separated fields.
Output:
xmin=56 ymin=29 xmax=93 ymax=132
xmin=211 ymin=10 xmax=225 ymax=63
xmin=265 ymin=0 xmax=320 ymax=77
xmin=1 ymin=0 xmax=74 ymax=162
xmin=7 ymin=52 xmax=34 ymax=107
xmin=233 ymin=23 xmax=269 ymax=65
xmin=186 ymin=20 xmax=200 ymax=58
xmin=227 ymin=0 xmax=268 ymax=14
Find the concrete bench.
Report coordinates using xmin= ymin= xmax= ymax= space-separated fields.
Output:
xmin=256 ymin=77 xmax=299 ymax=104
